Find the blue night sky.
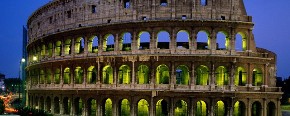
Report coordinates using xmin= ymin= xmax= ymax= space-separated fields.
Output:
xmin=0 ymin=0 xmax=289 ymax=79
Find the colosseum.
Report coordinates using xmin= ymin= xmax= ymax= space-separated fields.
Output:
xmin=26 ymin=0 xmax=282 ymax=116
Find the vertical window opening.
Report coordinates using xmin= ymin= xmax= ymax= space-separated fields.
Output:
xmin=67 ymin=11 xmax=71 ymax=18
xmin=160 ymin=0 xmax=168 ymax=6
xmin=221 ymin=16 xmax=225 ymax=20
xmin=201 ymin=0 xmax=207 ymax=6
xmin=142 ymin=16 xmax=147 ymax=21
xmin=107 ymin=19 xmax=111 ymax=23
xmin=49 ymin=17 xmax=53 ymax=24
xmin=182 ymin=15 xmax=187 ymax=20
xmin=124 ymin=0 xmax=130 ymax=8
xmin=92 ymin=5 xmax=96 ymax=13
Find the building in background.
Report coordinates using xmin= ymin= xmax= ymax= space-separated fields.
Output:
xmin=0 ymin=73 xmax=5 ymax=92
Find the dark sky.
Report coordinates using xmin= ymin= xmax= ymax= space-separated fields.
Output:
xmin=0 ymin=0 xmax=289 ymax=79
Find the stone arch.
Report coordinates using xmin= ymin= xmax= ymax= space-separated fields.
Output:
xmin=46 ymin=69 xmax=52 ymax=84
xmin=176 ymin=65 xmax=190 ymax=85
xmin=235 ymin=32 xmax=247 ymax=51
xmin=88 ymin=36 xmax=99 ymax=53
xmin=102 ymin=65 xmax=113 ymax=84
xmin=267 ymin=101 xmax=276 ymax=116
xmin=75 ymin=37 xmax=85 ymax=54
xmin=119 ymin=99 xmax=131 ymax=116
xmin=118 ymin=65 xmax=131 ymax=84
xmin=157 ymin=31 xmax=170 ymax=49
xmin=138 ymin=31 xmax=150 ymax=50
xmin=160 ymin=0 xmax=168 ymax=6
xmin=74 ymin=66 xmax=84 ymax=84
xmin=252 ymin=101 xmax=262 ymax=116
xmin=54 ymin=68 xmax=61 ymax=84
xmin=215 ymin=66 xmax=229 ymax=86
xmin=63 ymin=97 xmax=71 ymax=115
xmin=40 ymin=69 xmax=45 ymax=84
xmin=63 ymin=67 xmax=71 ymax=84
xmin=156 ymin=99 xmax=168 ymax=116
xmin=54 ymin=97 xmax=60 ymax=114
xmin=137 ymin=65 xmax=150 ymax=84
xmin=87 ymin=98 xmax=97 ymax=116
xmin=103 ymin=34 xmax=115 ymax=51
xmin=174 ymin=100 xmax=188 ymax=116
xmin=120 ymin=32 xmax=132 ymax=51
xmin=46 ymin=96 xmax=51 ymax=113
xmin=156 ymin=64 xmax=170 ymax=84
xmin=196 ymin=65 xmax=209 ymax=85
xmin=87 ymin=66 xmax=97 ymax=84
xmin=55 ymin=41 xmax=62 ymax=56
xmin=74 ymin=97 xmax=83 ymax=115
xmin=64 ymin=39 xmax=72 ymax=55
xmin=196 ymin=100 xmax=208 ymax=116
xmin=234 ymin=101 xmax=246 ymax=116
xmin=215 ymin=100 xmax=227 ymax=116
xmin=103 ymin=98 xmax=113 ymax=116
xmin=235 ymin=67 xmax=247 ymax=86
xmin=137 ymin=99 xmax=149 ymax=116
xmin=216 ymin=31 xmax=229 ymax=50
xmin=176 ymin=30 xmax=190 ymax=49
xmin=252 ymin=68 xmax=263 ymax=86
xmin=197 ymin=30 xmax=210 ymax=50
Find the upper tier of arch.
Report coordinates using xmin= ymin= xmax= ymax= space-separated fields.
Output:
xmin=27 ymin=0 xmax=251 ymax=40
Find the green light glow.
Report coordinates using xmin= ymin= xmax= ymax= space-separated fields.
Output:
xmin=105 ymin=98 xmax=113 ymax=116
xmin=54 ymin=68 xmax=60 ymax=84
xmin=176 ymin=65 xmax=189 ymax=85
xmin=215 ymin=101 xmax=225 ymax=116
xmin=64 ymin=39 xmax=71 ymax=55
xmin=102 ymin=65 xmax=113 ymax=84
xmin=174 ymin=100 xmax=188 ymax=116
xmin=196 ymin=65 xmax=209 ymax=85
xmin=120 ymin=99 xmax=130 ymax=116
xmin=234 ymin=101 xmax=245 ymax=116
xmin=156 ymin=99 xmax=168 ymax=116
xmin=87 ymin=66 xmax=97 ymax=84
xmin=75 ymin=37 xmax=83 ymax=54
xmin=235 ymin=67 xmax=247 ymax=86
xmin=196 ymin=100 xmax=207 ymax=116
xmin=252 ymin=68 xmax=263 ymax=86
xmin=216 ymin=66 xmax=228 ymax=86
xmin=75 ymin=66 xmax=83 ymax=84
xmin=63 ymin=67 xmax=71 ymax=84
xmin=137 ymin=65 xmax=149 ymax=84
xmin=119 ymin=65 xmax=131 ymax=84
xmin=46 ymin=69 xmax=52 ymax=84
xmin=40 ymin=70 xmax=45 ymax=84
xmin=138 ymin=99 xmax=149 ymax=116
xmin=89 ymin=98 xmax=97 ymax=115
xmin=55 ymin=41 xmax=62 ymax=56
xmin=156 ymin=64 xmax=170 ymax=84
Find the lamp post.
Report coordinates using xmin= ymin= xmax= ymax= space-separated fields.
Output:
xmin=19 ymin=58 xmax=25 ymax=105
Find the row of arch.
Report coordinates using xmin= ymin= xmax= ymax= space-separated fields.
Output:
xmin=29 ymin=64 xmax=263 ymax=87
xmin=28 ymin=30 xmax=248 ymax=63
xmin=29 ymin=96 xmax=277 ymax=116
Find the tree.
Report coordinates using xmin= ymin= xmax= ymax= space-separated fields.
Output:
xmin=0 ymin=99 xmax=4 ymax=114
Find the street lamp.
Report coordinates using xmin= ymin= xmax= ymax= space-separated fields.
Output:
xmin=19 ymin=58 xmax=25 ymax=106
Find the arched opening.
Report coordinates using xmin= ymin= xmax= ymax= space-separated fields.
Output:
xmin=34 ymin=96 xmax=39 ymax=108
xmin=252 ymin=68 xmax=263 ymax=86
xmin=118 ymin=65 xmax=131 ymax=84
xmin=235 ymin=67 xmax=247 ymax=86
xmin=88 ymin=36 xmax=99 ymax=53
xmin=252 ymin=101 xmax=262 ymax=116
xmin=103 ymin=98 xmax=113 ymax=116
xmin=174 ymin=100 xmax=188 ymax=116
xmin=87 ymin=66 xmax=97 ymax=84
xmin=197 ymin=31 xmax=210 ymax=50
xmin=103 ymin=34 xmax=115 ymax=52
xmin=123 ymin=0 xmax=130 ymax=8
xmin=54 ymin=97 xmax=60 ymax=114
xmin=215 ymin=100 xmax=227 ymax=116
xmin=41 ymin=44 xmax=46 ymax=58
xmin=138 ymin=31 xmax=150 ymax=50
xmin=196 ymin=65 xmax=209 ymax=85
xmin=46 ymin=69 xmax=52 ymax=84
xmin=121 ymin=32 xmax=132 ymax=51
xmin=102 ymin=65 xmax=113 ymax=84
xmin=160 ymin=0 xmax=168 ymax=6
xmin=235 ymin=32 xmax=247 ymax=51
xmin=267 ymin=102 xmax=276 ymax=116
xmin=55 ymin=41 xmax=62 ymax=56
xmin=63 ymin=97 xmax=71 ymax=115
xmin=75 ymin=37 xmax=85 ymax=54
xmin=46 ymin=97 xmax=51 ymax=113
xmin=48 ymin=43 xmax=53 ymax=57
xmin=54 ymin=68 xmax=60 ymax=84
xmin=156 ymin=99 xmax=168 ymax=116
xmin=74 ymin=97 xmax=83 ymax=115
xmin=74 ymin=66 xmax=84 ymax=84
xmin=39 ymin=97 xmax=44 ymax=110
xmin=176 ymin=65 xmax=189 ymax=85
xmin=215 ymin=66 xmax=229 ymax=86
xmin=137 ymin=99 xmax=149 ymax=116
xmin=201 ymin=0 xmax=207 ymax=6
xmin=64 ymin=39 xmax=72 ymax=55
xmin=137 ymin=65 xmax=150 ymax=84
xmin=88 ymin=98 xmax=97 ymax=116
xmin=157 ymin=31 xmax=170 ymax=49
xmin=196 ymin=100 xmax=207 ymax=116
xmin=176 ymin=30 xmax=189 ymax=49
xmin=156 ymin=64 xmax=170 ymax=84
xmin=216 ymin=32 xmax=229 ymax=50
xmin=63 ymin=67 xmax=71 ymax=84
xmin=40 ymin=70 xmax=45 ymax=84
xmin=119 ymin=99 xmax=130 ymax=116
xmin=234 ymin=101 xmax=246 ymax=116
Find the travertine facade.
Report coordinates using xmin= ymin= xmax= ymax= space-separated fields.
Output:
xmin=26 ymin=0 xmax=282 ymax=116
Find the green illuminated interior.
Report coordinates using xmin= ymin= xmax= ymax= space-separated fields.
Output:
xmin=40 ymin=70 xmax=45 ymax=84
xmin=196 ymin=100 xmax=207 ymax=116
xmin=215 ymin=101 xmax=225 ymax=116
xmin=156 ymin=64 xmax=170 ymax=84
xmin=102 ymin=65 xmax=113 ymax=84
xmin=54 ymin=68 xmax=60 ymax=84
xmin=119 ymin=65 xmax=131 ymax=84
xmin=235 ymin=67 xmax=247 ymax=86
xmin=41 ymin=44 xmax=46 ymax=57
xmin=174 ymin=100 xmax=187 ymax=116
xmin=215 ymin=66 xmax=229 ymax=86
xmin=48 ymin=43 xmax=53 ymax=57
xmin=75 ymin=98 xmax=83 ymax=115
xmin=252 ymin=68 xmax=263 ymax=86
xmin=55 ymin=41 xmax=62 ymax=56
xmin=46 ymin=69 xmax=52 ymax=84
xmin=87 ymin=66 xmax=97 ymax=84
xmin=104 ymin=98 xmax=113 ymax=116
xmin=137 ymin=65 xmax=149 ymax=84
xmin=156 ymin=99 xmax=168 ymax=116
xmin=120 ymin=99 xmax=130 ymax=116
xmin=176 ymin=65 xmax=189 ymax=85
xmin=64 ymin=39 xmax=71 ymax=55
xmin=75 ymin=37 xmax=82 ymax=54
xmin=88 ymin=98 xmax=97 ymax=116
xmin=63 ymin=67 xmax=71 ymax=84
xmin=88 ymin=36 xmax=98 ymax=53
xmin=196 ymin=65 xmax=209 ymax=85
xmin=238 ymin=32 xmax=247 ymax=51
xmin=75 ymin=66 xmax=84 ymax=84
xmin=137 ymin=99 xmax=149 ymax=116
xmin=233 ymin=101 xmax=245 ymax=116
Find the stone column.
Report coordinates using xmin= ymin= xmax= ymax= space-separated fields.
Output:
xmin=71 ymin=37 xmax=75 ymax=55
xmin=59 ymin=95 xmax=64 ymax=115
xmin=115 ymin=33 xmax=120 ymax=53
xmin=150 ymin=30 xmax=156 ymax=54
xmin=150 ymin=62 xmax=155 ymax=89
xmin=84 ymin=36 xmax=88 ymax=55
xmin=132 ymin=31 xmax=137 ymax=53
xmin=189 ymin=98 xmax=194 ymax=116
xmin=170 ymin=28 xmax=177 ymax=53
xmin=98 ymin=34 xmax=103 ymax=54
xmin=247 ymin=63 xmax=252 ymax=86
xmin=130 ymin=96 xmax=136 ymax=116
xmin=209 ymin=99 xmax=214 ymax=116
xmin=169 ymin=97 xmax=174 ymax=116
xmin=112 ymin=99 xmax=117 ymax=116
xmin=210 ymin=31 xmax=217 ymax=51
xmin=83 ymin=66 xmax=87 ymax=86
xmin=131 ymin=61 xmax=136 ymax=86
xmin=230 ymin=33 xmax=236 ymax=51
xmin=230 ymin=63 xmax=236 ymax=90
xmin=71 ymin=65 xmax=74 ymax=85
xmin=97 ymin=59 xmax=101 ymax=85
xmin=263 ymin=99 xmax=266 ymax=116
xmin=170 ymin=61 xmax=175 ymax=89
xmin=191 ymin=62 xmax=195 ymax=89
xmin=210 ymin=62 xmax=215 ymax=90
xmin=150 ymin=97 xmax=154 ymax=116
xmin=82 ymin=98 xmax=87 ymax=116
xmin=263 ymin=63 xmax=269 ymax=86
xmin=70 ymin=96 xmax=74 ymax=116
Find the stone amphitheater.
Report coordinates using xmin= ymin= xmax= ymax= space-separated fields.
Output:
xmin=26 ymin=0 xmax=282 ymax=115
